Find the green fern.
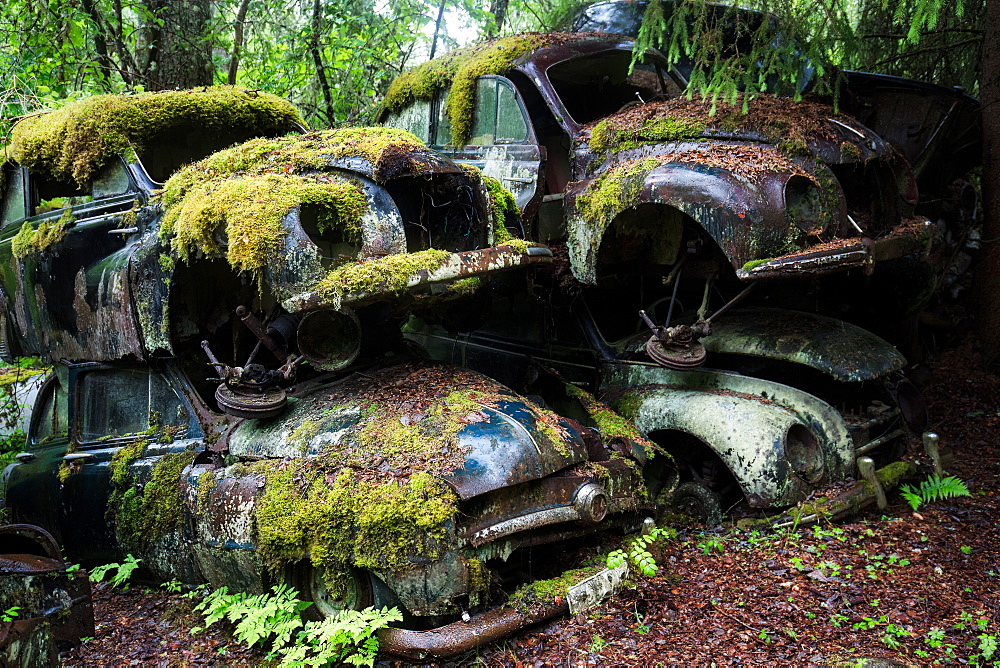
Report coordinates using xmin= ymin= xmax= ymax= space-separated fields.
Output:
xmin=899 ymin=474 xmax=971 ymax=510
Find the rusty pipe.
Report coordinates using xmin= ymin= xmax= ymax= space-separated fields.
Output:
xmin=378 ymin=600 xmax=568 ymax=661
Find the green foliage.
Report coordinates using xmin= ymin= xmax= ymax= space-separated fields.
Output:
xmin=192 ymin=584 xmax=311 ymax=648
xmin=89 ymin=554 xmax=142 ymax=588
xmin=190 ymin=584 xmax=401 ymax=667
xmin=606 ymin=527 xmax=675 ymax=576
xmin=1 ymin=606 xmax=20 ymax=622
xmin=899 ymin=474 xmax=972 ymax=510
xmin=629 ymin=0 xmax=983 ymax=105
xmin=275 ymin=607 xmax=403 ymax=667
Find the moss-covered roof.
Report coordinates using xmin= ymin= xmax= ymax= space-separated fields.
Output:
xmin=7 ymin=87 xmax=304 ymax=185
xmin=585 ymin=95 xmax=861 ymax=157
xmin=383 ymin=33 xmax=571 ymax=146
xmin=159 ymin=128 xmax=427 ymax=276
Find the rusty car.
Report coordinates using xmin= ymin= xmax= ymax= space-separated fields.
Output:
xmin=0 ymin=89 xmax=666 ymax=659
xmin=379 ymin=32 xmax=938 ymax=519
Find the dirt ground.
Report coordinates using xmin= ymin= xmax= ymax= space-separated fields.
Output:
xmin=61 ymin=340 xmax=1000 ymax=667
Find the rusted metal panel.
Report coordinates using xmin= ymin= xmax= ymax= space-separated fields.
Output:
xmin=702 ymin=307 xmax=906 ymax=382
xmin=604 ymin=362 xmax=854 ymax=507
xmin=0 ymin=525 xmax=94 ymax=664
xmin=282 ymin=244 xmax=553 ymax=314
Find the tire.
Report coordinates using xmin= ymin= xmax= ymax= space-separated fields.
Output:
xmin=287 ymin=564 xmax=373 ymax=620
xmin=671 ymin=482 xmax=723 ymax=526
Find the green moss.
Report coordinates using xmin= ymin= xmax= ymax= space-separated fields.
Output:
xmin=480 ymin=173 xmax=520 ymax=244
xmin=590 ymin=117 xmax=706 ymax=154
xmin=840 ymin=141 xmax=862 ymax=160
xmin=575 ymin=157 xmax=659 ymax=236
xmin=197 ymin=470 xmax=215 ymax=512
xmin=564 ymin=383 xmax=660 ymax=460
xmin=0 ymin=361 xmax=48 ymax=386
xmin=10 ymin=217 xmax=71 ymax=260
xmin=383 ymin=35 xmax=553 ymax=146
xmin=740 ymin=258 xmax=772 ymax=271
xmin=254 ymin=464 xmax=457 ymax=593
xmin=108 ymin=439 xmax=196 ymax=552
xmin=246 ymin=368 xmax=518 ymax=593
xmin=159 ymin=128 xmax=429 ymax=277
xmin=316 ymin=248 xmax=452 ymax=304
xmin=9 ymin=87 xmax=303 ymax=186
xmin=289 ymin=418 xmax=323 ymax=454
xmin=508 ymin=566 xmax=603 ymax=611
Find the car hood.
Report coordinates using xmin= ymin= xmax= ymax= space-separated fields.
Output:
xmin=225 ymin=363 xmax=589 ymax=500
xmin=578 ymin=95 xmax=888 ymax=166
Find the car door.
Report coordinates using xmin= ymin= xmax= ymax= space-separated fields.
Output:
xmin=438 ymin=76 xmax=546 ymax=220
xmin=0 ymin=158 xmax=146 ymax=361
xmin=3 ymin=363 xmax=199 ymax=565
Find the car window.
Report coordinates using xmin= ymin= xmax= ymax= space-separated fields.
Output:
xmin=434 ymin=90 xmax=452 ymax=146
xmin=1 ymin=166 xmax=27 ymax=227
xmin=470 ymin=78 xmax=529 ymax=145
xmin=382 ymin=99 xmax=431 ymax=144
xmin=77 ymin=368 xmax=189 ymax=442
xmin=546 ymin=50 xmax=679 ymax=125
xmin=31 ymin=375 xmax=68 ymax=447
xmin=90 ymin=160 xmax=131 ymax=198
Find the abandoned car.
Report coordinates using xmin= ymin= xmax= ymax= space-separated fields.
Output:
xmin=379 ymin=29 xmax=980 ymax=331
xmin=380 ymin=32 xmax=936 ymax=518
xmin=0 ymin=89 xmax=663 ymax=659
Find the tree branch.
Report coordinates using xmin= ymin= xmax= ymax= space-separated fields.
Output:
xmin=871 ymin=36 xmax=981 ymax=67
xmin=228 ymin=0 xmax=252 ymax=85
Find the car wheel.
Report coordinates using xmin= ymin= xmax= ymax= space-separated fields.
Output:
xmin=288 ymin=564 xmax=373 ymax=620
xmin=671 ymin=482 xmax=723 ymax=526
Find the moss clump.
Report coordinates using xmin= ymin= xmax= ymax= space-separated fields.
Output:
xmin=383 ymin=34 xmax=554 ymax=146
xmin=0 ymin=361 xmax=49 ymax=387
xmin=247 ymin=364 xmax=517 ymax=592
xmin=482 ymin=174 xmax=520 ymax=244
xmin=315 ymin=248 xmax=452 ymax=305
xmin=741 ymin=258 xmax=772 ymax=271
xmin=508 ymin=566 xmax=603 ymax=611
xmin=197 ymin=470 xmax=216 ymax=512
xmin=159 ymin=128 xmax=430 ymax=276
xmin=575 ymin=157 xmax=659 ymax=232
xmin=589 ymin=116 xmax=707 ymax=154
xmin=10 ymin=215 xmax=72 ymax=260
xmin=9 ymin=87 xmax=303 ymax=186
xmin=254 ymin=466 xmax=457 ymax=590
xmin=110 ymin=444 xmax=197 ymax=553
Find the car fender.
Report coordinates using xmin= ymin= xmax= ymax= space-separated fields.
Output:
xmin=603 ymin=361 xmax=854 ymax=507
xmin=565 ymin=154 xmax=843 ymax=284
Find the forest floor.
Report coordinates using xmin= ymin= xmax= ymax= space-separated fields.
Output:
xmin=61 ymin=340 xmax=1000 ymax=667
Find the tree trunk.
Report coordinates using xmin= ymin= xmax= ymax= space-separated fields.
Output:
xmin=228 ymin=0 xmax=252 ymax=85
xmin=143 ymin=0 xmax=215 ymax=89
xmin=428 ymin=0 xmax=448 ymax=60
xmin=309 ymin=0 xmax=336 ymax=125
xmin=975 ymin=0 xmax=1000 ymax=354
xmin=488 ymin=0 xmax=510 ymax=37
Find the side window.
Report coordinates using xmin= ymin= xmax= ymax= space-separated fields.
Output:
xmin=1 ymin=166 xmax=27 ymax=227
xmin=91 ymin=161 xmax=131 ymax=198
xmin=382 ymin=99 xmax=431 ymax=144
xmin=433 ymin=90 xmax=452 ymax=146
xmin=30 ymin=376 xmax=69 ymax=446
xmin=77 ymin=368 xmax=189 ymax=443
xmin=31 ymin=173 xmax=91 ymax=214
xmin=470 ymin=78 xmax=529 ymax=145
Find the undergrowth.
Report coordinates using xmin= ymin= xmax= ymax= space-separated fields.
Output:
xmin=189 ymin=584 xmax=401 ymax=667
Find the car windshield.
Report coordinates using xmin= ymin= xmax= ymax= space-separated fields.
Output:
xmin=545 ymin=49 xmax=677 ymax=125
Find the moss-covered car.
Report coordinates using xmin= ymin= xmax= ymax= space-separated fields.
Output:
xmin=382 ymin=31 xmax=937 ymax=521
xmin=0 ymin=89 xmax=655 ymax=660
xmin=379 ymin=29 xmax=979 ymax=328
